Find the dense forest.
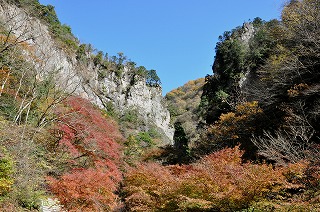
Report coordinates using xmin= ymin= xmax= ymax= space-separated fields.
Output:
xmin=0 ymin=0 xmax=319 ymax=211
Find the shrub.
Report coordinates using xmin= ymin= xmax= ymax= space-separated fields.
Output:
xmin=124 ymin=129 xmax=160 ymax=164
xmin=0 ymin=149 xmax=13 ymax=197
xmin=0 ymin=119 xmax=49 ymax=210
xmin=124 ymin=146 xmax=286 ymax=211
xmin=47 ymin=167 xmax=119 ymax=211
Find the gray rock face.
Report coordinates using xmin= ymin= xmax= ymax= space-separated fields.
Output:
xmin=0 ymin=1 xmax=174 ymax=143
xmin=0 ymin=1 xmax=82 ymax=93
xmin=239 ymin=22 xmax=255 ymax=89
xmin=88 ymin=66 xmax=174 ymax=143
xmin=241 ymin=22 xmax=255 ymax=44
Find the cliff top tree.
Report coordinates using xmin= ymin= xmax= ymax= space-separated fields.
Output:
xmin=146 ymin=69 xmax=161 ymax=87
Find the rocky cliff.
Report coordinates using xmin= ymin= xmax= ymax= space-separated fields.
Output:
xmin=0 ymin=0 xmax=174 ymax=143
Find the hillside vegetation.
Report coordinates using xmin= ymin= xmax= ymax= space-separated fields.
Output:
xmin=0 ymin=0 xmax=319 ymax=211
xmin=166 ymin=78 xmax=205 ymax=145
xmin=198 ymin=0 xmax=320 ymax=162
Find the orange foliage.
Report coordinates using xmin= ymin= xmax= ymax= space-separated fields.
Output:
xmin=207 ymin=101 xmax=263 ymax=147
xmin=287 ymin=83 xmax=309 ymax=97
xmin=47 ymin=96 xmax=124 ymax=211
xmin=0 ymin=67 xmax=16 ymax=96
xmin=284 ymin=161 xmax=320 ymax=190
xmin=166 ymin=78 xmax=204 ymax=101
xmin=0 ymin=34 xmax=38 ymax=61
xmin=124 ymin=146 xmax=286 ymax=211
xmin=47 ymin=167 xmax=118 ymax=211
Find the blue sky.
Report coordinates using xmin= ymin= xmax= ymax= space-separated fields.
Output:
xmin=39 ymin=0 xmax=285 ymax=95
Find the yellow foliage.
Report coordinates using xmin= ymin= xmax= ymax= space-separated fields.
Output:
xmin=208 ymin=101 xmax=263 ymax=143
xmin=282 ymin=0 xmax=319 ymax=33
xmin=219 ymin=111 xmax=236 ymax=122
xmin=282 ymin=1 xmax=302 ymax=28
xmin=166 ymin=88 xmax=184 ymax=99
xmin=166 ymin=78 xmax=205 ymax=100
xmin=236 ymin=101 xmax=262 ymax=115
xmin=270 ymin=53 xmax=287 ymax=67
xmin=287 ymin=83 xmax=309 ymax=97
xmin=0 ymin=178 xmax=13 ymax=196
xmin=0 ymin=148 xmax=14 ymax=197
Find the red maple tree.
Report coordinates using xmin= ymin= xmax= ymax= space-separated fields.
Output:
xmin=47 ymin=96 xmax=124 ymax=211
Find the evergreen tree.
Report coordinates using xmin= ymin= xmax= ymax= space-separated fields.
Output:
xmin=146 ymin=69 xmax=161 ymax=87
xmin=173 ymin=122 xmax=190 ymax=164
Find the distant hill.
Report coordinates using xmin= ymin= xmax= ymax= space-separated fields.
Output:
xmin=165 ymin=78 xmax=205 ymax=146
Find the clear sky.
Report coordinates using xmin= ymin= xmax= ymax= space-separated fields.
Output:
xmin=38 ymin=0 xmax=285 ymax=95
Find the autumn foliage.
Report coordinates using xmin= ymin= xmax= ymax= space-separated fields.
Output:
xmin=207 ymin=101 xmax=263 ymax=142
xmin=196 ymin=101 xmax=264 ymax=157
xmin=47 ymin=96 xmax=123 ymax=211
xmin=48 ymin=167 xmax=119 ymax=211
xmin=124 ymin=146 xmax=289 ymax=211
xmin=124 ymin=145 xmax=320 ymax=211
xmin=0 ymin=149 xmax=13 ymax=197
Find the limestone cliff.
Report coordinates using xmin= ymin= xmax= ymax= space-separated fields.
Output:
xmin=0 ymin=0 xmax=174 ymax=143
